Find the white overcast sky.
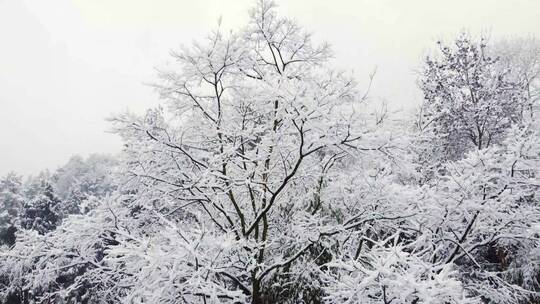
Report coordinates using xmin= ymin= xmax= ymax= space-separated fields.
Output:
xmin=1 ymin=0 xmax=539 ymax=176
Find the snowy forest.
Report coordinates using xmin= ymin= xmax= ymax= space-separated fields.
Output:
xmin=1 ymin=1 xmax=540 ymax=303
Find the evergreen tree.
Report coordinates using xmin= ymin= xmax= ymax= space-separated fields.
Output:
xmin=19 ymin=177 xmax=60 ymax=235
xmin=0 ymin=173 xmax=23 ymax=246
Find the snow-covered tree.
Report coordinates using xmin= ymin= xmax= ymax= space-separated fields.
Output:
xmin=53 ymin=154 xmax=118 ymax=215
xmin=418 ymin=33 xmax=526 ymax=162
xmin=420 ymin=123 xmax=540 ymax=303
xmin=106 ymin=0 xmax=382 ymax=300
xmin=322 ymin=242 xmax=474 ymax=304
xmin=495 ymin=36 xmax=540 ymax=120
xmin=413 ymin=34 xmax=540 ymax=303
xmin=19 ymin=174 xmax=61 ymax=235
xmin=0 ymin=200 xmax=121 ymax=303
xmin=0 ymin=173 xmax=24 ymax=247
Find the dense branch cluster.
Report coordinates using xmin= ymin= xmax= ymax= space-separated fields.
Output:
xmin=1 ymin=1 xmax=539 ymax=303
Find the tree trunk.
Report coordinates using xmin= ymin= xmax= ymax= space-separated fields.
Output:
xmin=251 ymin=278 xmax=263 ymax=304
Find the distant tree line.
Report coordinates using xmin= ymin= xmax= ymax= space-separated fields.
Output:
xmin=0 ymin=154 xmax=117 ymax=246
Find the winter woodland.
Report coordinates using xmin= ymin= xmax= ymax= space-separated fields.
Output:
xmin=1 ymin=1 xmax=540 ymax=303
